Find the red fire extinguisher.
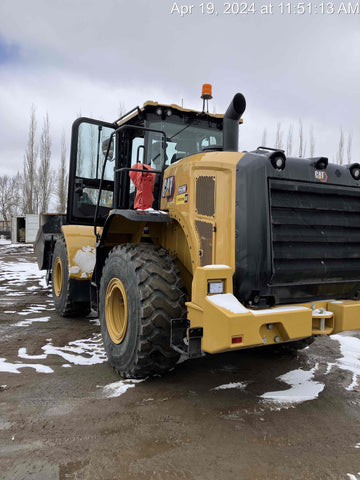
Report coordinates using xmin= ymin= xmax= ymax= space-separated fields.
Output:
xmin=129 ymin=163 xmax=156 ymax=210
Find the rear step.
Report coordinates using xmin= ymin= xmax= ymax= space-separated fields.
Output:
xmin=171 ymin=318 xmax=203 ymax=359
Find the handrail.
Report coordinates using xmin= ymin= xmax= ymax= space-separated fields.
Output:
xmin=93 ymin=124 xmax=167 ymax=241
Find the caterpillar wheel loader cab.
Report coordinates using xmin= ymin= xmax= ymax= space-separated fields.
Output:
xmin=36 ymin=85 xmax=360 ymax=378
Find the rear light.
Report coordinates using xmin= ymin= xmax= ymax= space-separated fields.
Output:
xmin=313 ymin=157 xmax=328 ymax=170
xmin=270 ymin=152 xmax=286 ymax=170
xmin=208 ymin=281 xmax=224 ymax=294
xmin=232 ymin=336 xmax=243 ymax=344
xmin=349 ymin=163 xmax=360 ymax=180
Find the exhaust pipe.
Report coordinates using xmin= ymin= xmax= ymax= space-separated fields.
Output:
xmin=223 ymin=93 xmax=246 ymax=152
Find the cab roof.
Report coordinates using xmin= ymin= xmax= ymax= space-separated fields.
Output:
xmin=115 ymin=101 xmax=243 ymax=126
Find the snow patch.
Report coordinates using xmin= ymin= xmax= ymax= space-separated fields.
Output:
xmin=69 ymin=266 xmax=80 ymax=274
xmin=18 ymin=348 xmax=47 ymax=360
xmin=18 ymin=305 xmax=49 ymax=316
xmin=71 ymin=246 xmax=96 ymax=276
xmin=203 ymin=264 xmax=231 ymax=269
xmin=213 ymin=382 xmax=248 ymax=391
xmin=312 ymin=308 xmax=333 ymax=317
xmin=251 ymin=306 xmax=310 ymax=316
xmin=10 ymin=334 xmax=107 ymax=375
xmin=327 ymin=335 xmax=360 ymax=390
xmin=260 ymin=364 xmax=324 ymax=404
xmin=0 ymin=239 xmax=11 ymax=245
xmin=100 ymin=379 xmax=144 ymax=398
xmin=0 ymin=358 xmax=53 ymax=374
xmin=0 ymin=242 xmax=31 ymax=248
xmin=0 ymin=259 xmax=47 ymax=289
xmin=143 ymin=208 xmax=168 ymax=215
xmin=207 ymin=293 xmax=249 ymax=314
xmin=41 ymin=334 xmax=107 ymax=366
xmin=15 ymin=317 xmax=50 ymax=327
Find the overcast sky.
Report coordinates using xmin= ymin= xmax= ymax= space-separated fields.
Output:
xmin=0 ymin=0 xmax=359 ymax=177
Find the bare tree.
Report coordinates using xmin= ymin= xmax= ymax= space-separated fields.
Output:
xmin=38 ymin=113 xmax=52 ymax=212
xmin=336 ymin=128 xmax=345 ymax=165
xmin=23 ymin=105 xmax=38 ymax=213
xmin=275 ymin=122 xmax=283 ymax=149
xmin=286 ymin=124 xmax=293 ymax=156
xmin=0 ymin=175 xmax=21 ymax=229
xmin=309 ymin=126 xmax=315 ymax=157
xmin=14 ymin=172 xmax=23 ymax=215
xmin=118 ymin=101 xmax=126 ymax=118
xmin=56 ymin=131 xmax=68 ymax=212
xmin=261 ymin=128 xmax=267 ymax=146
xmin=347 ymin=132 xmax=352 ymax=164
xmin=298 ymin=119 xmax=304 ymax=157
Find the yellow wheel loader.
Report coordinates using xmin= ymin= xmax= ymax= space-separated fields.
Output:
xmin=35 ymin=85 xmax=360 ymax=378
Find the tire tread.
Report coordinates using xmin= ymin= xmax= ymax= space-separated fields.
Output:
xmin=101 ymin=243 xmax=186 ymax=378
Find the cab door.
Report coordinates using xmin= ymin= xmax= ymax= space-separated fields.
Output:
xmin=67 ymin=117 xmax=116 ymax=225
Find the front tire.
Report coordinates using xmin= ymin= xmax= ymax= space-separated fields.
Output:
xmin=99 ymin=243 xmax=186 ymax=378
xmin=51 ymin=237 xmax=91 ymax=317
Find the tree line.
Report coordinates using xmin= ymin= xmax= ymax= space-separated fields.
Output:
xmin=262 ymin=120 xmax=353 ymax=164
xmin=0 ymin=107 xmax=355 ymax=232
xmin=0 ymin=105 xmax=68 ymax=230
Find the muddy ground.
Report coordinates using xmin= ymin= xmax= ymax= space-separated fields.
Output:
xmin=0 ymin=243 xmax=360 ymax=480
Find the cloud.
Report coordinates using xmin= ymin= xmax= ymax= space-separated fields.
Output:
xmin=0 ymin=0 xmax=358 ymax=176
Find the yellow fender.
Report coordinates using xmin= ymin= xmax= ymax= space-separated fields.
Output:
xmin=61 ymin=225 xmax=98 ymax=280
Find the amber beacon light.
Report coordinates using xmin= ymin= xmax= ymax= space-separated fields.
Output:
xmin=201 ymin=83 xmax=213 ymax=99
xmin=201 ymin=83 xmax=213 ymax=112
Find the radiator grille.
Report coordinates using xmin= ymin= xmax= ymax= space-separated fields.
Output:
xmin=269 ymin=179 xmax=360 ymax=285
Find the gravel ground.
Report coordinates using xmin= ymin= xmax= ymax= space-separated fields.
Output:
xmin=0 ymin=242 xmax=360 ymax=480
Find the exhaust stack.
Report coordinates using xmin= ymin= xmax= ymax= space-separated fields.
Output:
xmin=223 ymin=93 xmax=246 ymax=152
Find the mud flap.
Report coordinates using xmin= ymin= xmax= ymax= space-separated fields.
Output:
xmin=171 ymin=318 xmax=203 ymax=359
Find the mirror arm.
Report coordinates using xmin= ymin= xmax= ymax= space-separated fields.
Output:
xmin=94 ymin=131 xmax=115 ymax=241
xmin=95 ymin=125 xmax=102 ymax=179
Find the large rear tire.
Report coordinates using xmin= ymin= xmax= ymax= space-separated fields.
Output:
xmin=52 ymin=238 xmax=91 ymax=317
xmin=99 ymin=243 xmax=186 ymax=378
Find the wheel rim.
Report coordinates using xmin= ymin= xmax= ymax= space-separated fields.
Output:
xmin=53 ymin=256 xmax=63 ymax=297
xmin=105 ymin=278 xmax=129 ymax=344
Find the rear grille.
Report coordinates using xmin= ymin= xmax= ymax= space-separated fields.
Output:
xmin=196 ymin=176 xmax=215 ymax=217
xmin=269 ymin=179 xmax=360 ymax=285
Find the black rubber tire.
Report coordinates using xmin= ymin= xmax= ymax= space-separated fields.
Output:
xmin=270 ymin=336 xmax=315 ymax=356
xmin=51 ymin=237 xmax=91 ymax=317
xmin=99 ymin=243 xmax=186 ymax=378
